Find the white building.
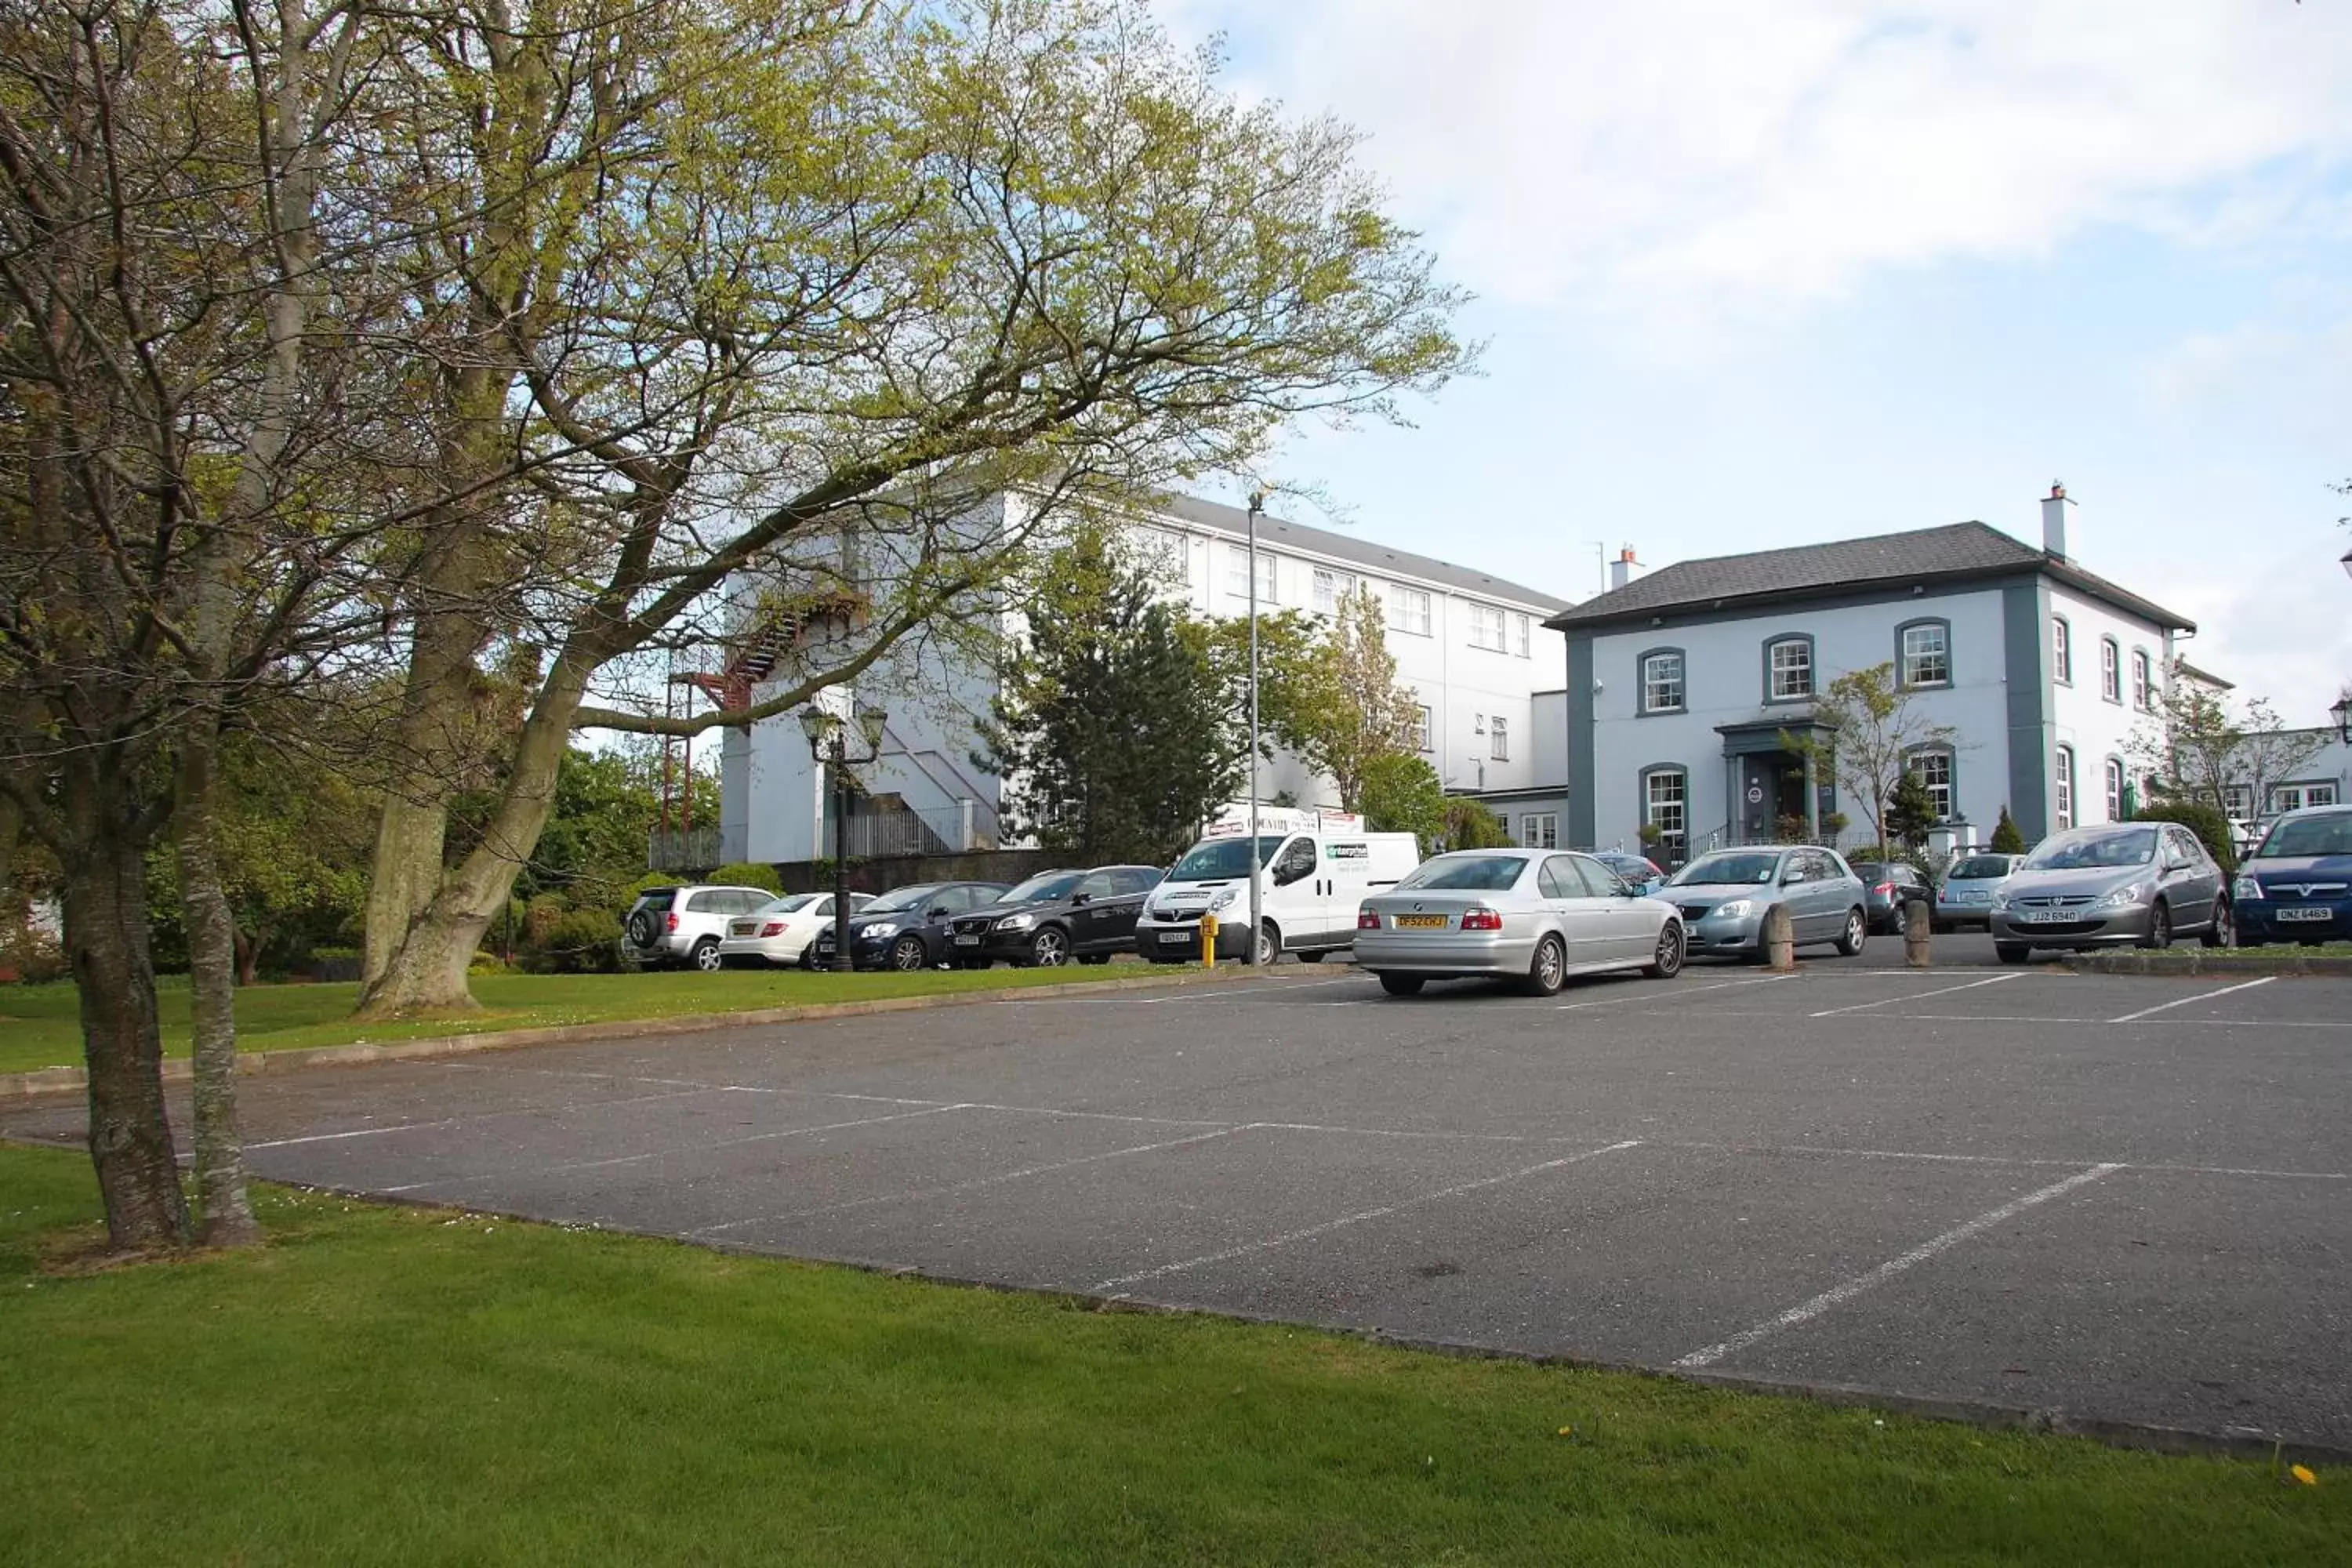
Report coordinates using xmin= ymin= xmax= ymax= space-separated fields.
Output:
xmin=718 ymin=492 xmax=1575 ymax=865
xmin=1549 ymin=487 xmax=2195 ymax=859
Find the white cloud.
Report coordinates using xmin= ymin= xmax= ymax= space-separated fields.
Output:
xmin=1168 ymin=1 xmax=2352 ymax=308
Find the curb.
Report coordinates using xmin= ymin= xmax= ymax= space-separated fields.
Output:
xmin=0 ymin=963 xmax=1298 ymax=1102
xmin=2064 ymin=951 xmax=2352 ymax=978
xmin=191 ymin=1175 xmax=2352 ymax=1472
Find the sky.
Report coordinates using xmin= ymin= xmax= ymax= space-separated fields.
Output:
xmin=1156 ymin=0 xmax=2352 ymax=724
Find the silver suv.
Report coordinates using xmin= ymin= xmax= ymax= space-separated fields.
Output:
xmin=622 ymin=885 xmax=778 ymax=971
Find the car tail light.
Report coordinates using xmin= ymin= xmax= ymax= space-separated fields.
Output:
xmin=1357 ymin=909 xmax=1381 ymax=930
xmin=665 ymin=913 xmax=679 ymax=931
xmin=1874 ymin=882 xmax=1895 ymax=897
xmin=1460 ymin=907 xmax=1504 ymax=931
xmin=760 ymin=922 xmax=785 ymax=937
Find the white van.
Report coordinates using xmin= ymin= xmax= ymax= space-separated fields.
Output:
xmin=1137 ymin=829 xmax=1421 ymax=966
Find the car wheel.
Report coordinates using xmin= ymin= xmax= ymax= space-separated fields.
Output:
xmin=2200 ymin=898 xmax=2233 ymax=949
xmin=690 ymin=938 xmax=722 ymax=973
xmin=1296 ymin=949 xmax=1326 ymax=964
xmin=1835 ymin=908 xmax=1867 ymax=957
xmin=1028 ymin=927 xmax=1070 ymax=967
xmin=1522 ymin=933 xmax=1568 ymax=996
xmin=626 ymin=909 xmax=659 ymax=948
xmin=1994 ymin=940 xmax=2030 ymax=964
xmin=1377 ymin=972 xmax=1425 ymax=996
xmin=887 ymin=935 xmax=927 ymax=971
xmin=1254 ymin=922 xmax=1279 ymax=967
xmin=2140 ymin=900 xmax=2172 ymax=951
xmin=1642 ymin=921 xmax=1686 ymax=979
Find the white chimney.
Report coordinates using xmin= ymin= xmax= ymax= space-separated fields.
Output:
xmin=2041 ymin=481 xmax=2073 ymax=561
xmin=1609 ymin=546 xmax=1639 ymax=592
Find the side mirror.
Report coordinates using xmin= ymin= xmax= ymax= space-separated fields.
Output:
xmin=1070 ymin=891 xmax=1091 ymax=906
xmin=927 ymin=905 xmax=950 ymax=919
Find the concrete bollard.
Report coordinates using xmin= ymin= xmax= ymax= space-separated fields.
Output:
xmin=1904 ymin=897 xmax=1933 ymax=968
xmin=1200 ymin=912 xmax=1218 ymax=971
xmin=1763 ymin=903 xmax=1796 ymax=972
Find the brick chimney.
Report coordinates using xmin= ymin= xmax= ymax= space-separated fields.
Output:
xmin=2041 ymin=481 xmax=2073 ymax=561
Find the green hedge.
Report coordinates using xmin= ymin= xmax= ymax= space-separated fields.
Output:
xmin=706 ymin=862 xmax=782 ymax=893
xmin=2131 ymin=800 xmax=2238 ymax=874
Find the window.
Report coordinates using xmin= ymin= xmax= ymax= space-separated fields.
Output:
xmin=1642 ymin=767 xmax=1687 ymax=844
xmin=1468 ymin=602 xmax=1508 ymax=651
xmin=1386 ymin=586 xmax=1432 ymax=636
xmin=1907 ymin=749 xmax=1954 ymax=821
xmin=1898 ymin=620 xmax=1950 ymax=688
xmin=1766 ymin=636 xmax=1813 ymax=702
xmin=2221 ymin=783 xmax=2254 ymax=819
xmin=1490 ymin=716 xmax=1509 ymax=761
xmin=1407 ymin=705 xmax=1432 ymax=752
xmin=2055 ymin=746 xmax=2075 ymax=829
xmin=1225 ymin=545 xmax=1276 ymax=603
xmin=2270 ymin=782 xmax=2342 ymax=814
xmin=1519 ymin=812 xmax=1559 ymax=850
xmin=1515 ymin=614 xmax=1531 ymax=658
xmin=2131 ymin=650 xmax=2153 ymax=711
xmin=1311 ymin=567 xmax=1356 ymax=615
xmin=2103 ymin=757 xmax=2125 ymax=822
xmin=1639 ymin=649 xmax=1685 ymax=715
xmin=2051 ymin=616 xmax=2071 ymax=684
xmin=2100 ymin=637 xmax=2121 ymax=703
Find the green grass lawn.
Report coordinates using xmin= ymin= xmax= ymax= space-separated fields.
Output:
xmin=0 ymin=964 xmax=1169 ymax=1076
xmin=0 ymin=1145 xmax=2338 ymax=1566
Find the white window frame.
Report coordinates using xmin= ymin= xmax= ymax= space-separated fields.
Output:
xmin=2270 ymin=782 xmax=2342 ymax=814
xmin=2051 ymin=616 xmax=2071 ymax=684
xmin=1311 ymin=567 xmax=1356 ymax=616
xmin=1643 ymin=769 xmax=1688 ymax=844
xmin=1519 ymin=811 xmax=1558 ymax=850
xmin=1467 ymin=602 xmax=1508 ymax=652
xmin=2221 ymin=783 xmax=2254 ymax=819
xmin=1490 ymin=716 xmax=1509 ymax=761
xmin=2055 ymin=745 xmax=2075 ymax=829
xmin=1515 ymin=614 xmax=1531 ymax=658
xmin=1387 ymin=586 xmax=1432 ymax=637
xmin=1900 ymin=622 xmax=1950 ymax=688
xmin=1407 ymin=704 xmax=1432 ymax=752
xmin=2131 ymin=650 xmax=2153 ymax=711
xmin=1907 ymin=748 xmax=1954 ymax=821
xmin=1767 ymin=637 xmax=1813 ymax=702
xmin=1225 ymin=545 xmax=1276 ymax=604
xmin=2103 ymin=757 xmax=2125 ymax=822
xmin=1640 ymin=651 xmax=1685 ymax=714
xmin=2100 ymin=638 xmax=2121 ymax=703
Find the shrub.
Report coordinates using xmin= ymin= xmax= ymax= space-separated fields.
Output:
xmin=706 ymin=862 xmax=782 ymax=894
xmin=2131 ymin=799 xmax=2238 ymax=875
xmin=1989 ymin=806 xmax=2026 ymax=855
xmin=523 ymin=893 xmax=569 ymax=944
xmin=519 ymin=909 xmax=622 ymax=975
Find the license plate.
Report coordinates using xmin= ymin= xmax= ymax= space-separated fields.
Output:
xmin=1392 ymin=914 xmax=1449 ymax=929
xmin=1955 ymin=891 xmax=1987 ymax=903
xmin=1158 ymin=930 xmax=1192 ymax=944
xmin=2278 ymin=907 xmax=2334 ymax=924
xmin=953 ymin=934 xmax=981 ymax=945
xmin=2021 ymin=909 xmax=2082 ymax=924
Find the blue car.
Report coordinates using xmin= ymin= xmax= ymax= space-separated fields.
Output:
xmin=2231 ymin=804 xmax=2352 ymax=946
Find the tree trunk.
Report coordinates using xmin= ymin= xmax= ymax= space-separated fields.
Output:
xmin=61 ymin=776 xmax=190 ymax=1252
xmin=175 ymin=743 xmax=262 ymax=1248
xmin=355 ymin=658 xmax=593 ymax=1018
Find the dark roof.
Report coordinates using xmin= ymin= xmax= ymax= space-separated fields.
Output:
xmin=1157 ymin=493 xmax=1576 ymax=615
xmin=1545 ymin=521 xmax=2192 ymax=633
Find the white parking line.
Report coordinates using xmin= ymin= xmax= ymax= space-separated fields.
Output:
xmin=1555 ymin=974 xmax=1796 ymax=1011
xmin=2108 ymin=975 xmax=2276 ymax=1024
xmin=1809 ymin=972 xmax=2023 ymax=1018
xmin=244 ymin=1084 xmax=723 ymax=1151
xmin=1671 ymin=1163 xmax=2122 ymax=1369
xmin=1091 ymin=1138 xmax=1643 ymax=1294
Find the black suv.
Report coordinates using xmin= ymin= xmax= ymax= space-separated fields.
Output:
xmin=805 ymin=880 xmax=1010 ymax=971
xmin=1848 ymin=859 xmax=1935 ymax=935
xmin=947 ymin=864 xmax=1164 ymax=967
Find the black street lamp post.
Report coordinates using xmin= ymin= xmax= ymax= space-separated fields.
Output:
xmin=800 ymin=705 xmax=888 ymax=972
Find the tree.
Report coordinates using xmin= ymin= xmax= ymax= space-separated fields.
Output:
xmin=1287 ymin=586 xmax=1424 ymax=812
xmin=1990 ymin=806 xmax=2027 ymax=855
xmin=1784 ymin=663 xmax=1961 ymax=856
xmin=977 ymin=536 xmax=1237 ymax=862
xmin=2126 ymin=660 xmax=2325 ymax=822
xmin=1358 ymin=753 xmax=1445 ymax=849
xmin=354 ymin=0 xmax=1470 ymax=1016
xmin=1886 ymin=770 xmax=1937 ymax=851
xmin=1439 ymin=797 xmax=1513 ymax=854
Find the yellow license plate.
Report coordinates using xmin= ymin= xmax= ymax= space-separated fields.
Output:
xmin=1392 ymin=914 xmax=1449 ymax=929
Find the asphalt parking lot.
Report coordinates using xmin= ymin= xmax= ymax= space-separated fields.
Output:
xmin=8 ymin=954 xmax=2349 ymax=1449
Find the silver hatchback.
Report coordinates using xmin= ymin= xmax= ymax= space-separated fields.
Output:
xmin=1989 ymin=822 xmax=2230 ymax=960
xmin=1933 ymin=852 xmax=2024 ymax=933
xmin=1656 ymin=845 xmax=1870 ymax=961
xmin=1355 ymin=849 xmax=1686 ymax=997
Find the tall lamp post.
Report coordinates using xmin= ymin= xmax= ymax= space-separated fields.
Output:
xmin=799 ymin=704 xmax=888 ymax=972
xmin=1246 ymin=488 xmax=1264 ymax=964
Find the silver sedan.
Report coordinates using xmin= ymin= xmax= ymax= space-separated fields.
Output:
xmin=1989 ymin=822 xmax=2230 ymax=959
xmin=1355 ymin=849 xmax=1686 ymax=997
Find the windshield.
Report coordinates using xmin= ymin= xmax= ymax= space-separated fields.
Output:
xmin=1668 ymin=851 xmax=1781 ymax=887
xmin=862 ymin=884 xmax=942 ymax=914
xmin=1949 ymin=855 xmax=2015 ymax=880
xmin=2024 ymin=826 xmax=2157 ymax=871
xmin=1168 ymin=837 xmax=1282 ymax=881
xmin=1395 ymin=855 xmax=1529 ymax=892
xmin=1000 ymin=869 xmax=1087 ymax=905
xmin=755 ymin=893 xmax=822 ymax=914
xmin=2255 ymin=811 xmax=2352 ymax=858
